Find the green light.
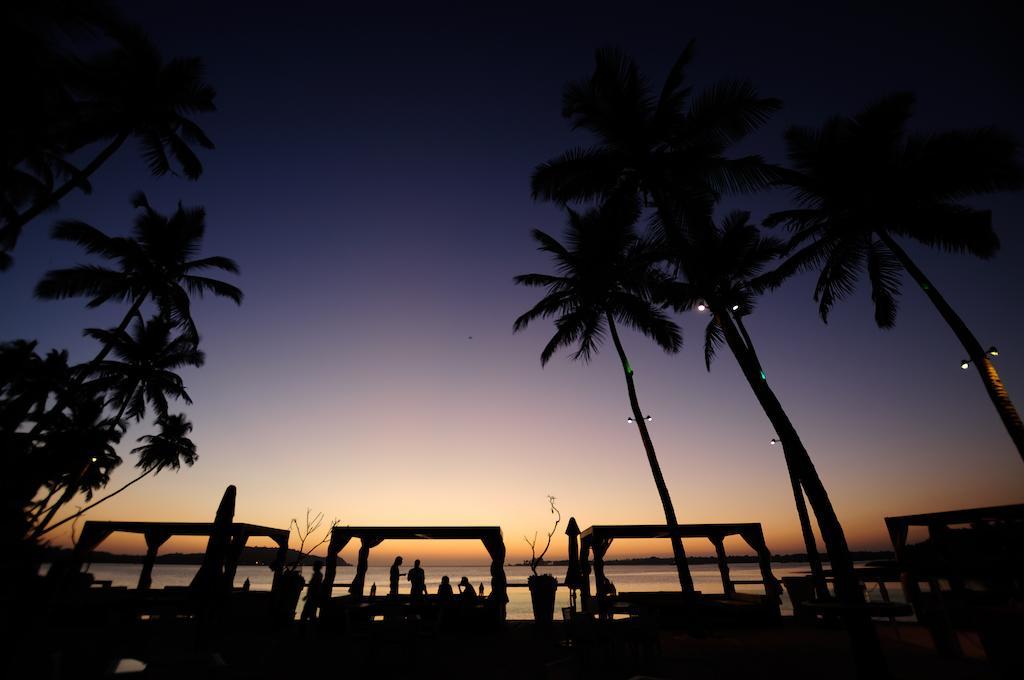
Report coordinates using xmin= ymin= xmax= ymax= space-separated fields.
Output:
xmin=921 ymin=283 xmax=929 ymax=290
xmin=626 ymin=362 xmax=633 ymax=375
xmin=760 ymin=371 xmax=766 ymax=381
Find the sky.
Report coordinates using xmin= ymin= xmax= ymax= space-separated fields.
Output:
xmin=3 ymin=0 xmax=1023 ymax=565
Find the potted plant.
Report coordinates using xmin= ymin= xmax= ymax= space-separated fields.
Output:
xmin=525 ymin=495 xmax=561 ymax=625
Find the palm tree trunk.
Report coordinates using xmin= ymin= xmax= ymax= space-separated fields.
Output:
xmin=83 ymin=296 xmax=147 ymax=370
xmin=39 ymin=468 xmax=154 ymax=537
xmin=733 ymin=317 xmax=828 ymax=598
xmin=3 ymin=132 xmax=130 ymax=246
xmin=717 ymin=311 xmax=887 ymax=677
xmin=605 ymin=312 xmax=694 ymax=592
xmin=32 ymin=459 xmax=95 ymax=539
xmin=877 ymin=231 xmax=1024 ymax=462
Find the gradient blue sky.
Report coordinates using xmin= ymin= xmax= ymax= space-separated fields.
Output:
xmin=3 ymin=0 xmax=1023 ymax=563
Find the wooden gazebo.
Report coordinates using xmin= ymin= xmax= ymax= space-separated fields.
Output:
xmin=71 ymin=520 xmax=291 ymax=590
xmin=323 ymin=525 xmax=508 ymax=618
xmin=578 ymin=522 xmax=781 ymax=618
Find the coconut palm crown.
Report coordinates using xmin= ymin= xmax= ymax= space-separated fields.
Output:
xmin=131 ymin=412 xmax=197 ymax=474
xmin=532 ymin=43 xmax=780 ymax=230
xmin=35 ymin=192 xmax=242 ymax=344
xmin=84 ymin=315 xmax=205 ymax=424
xmin=513 ymin=198 xmax=680 ymax=363
xmin=764 ymin=92 xmax=1024 ymax=461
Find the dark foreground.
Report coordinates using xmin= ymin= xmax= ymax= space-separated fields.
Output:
xmin=28 ymin=618 xmax=1000 ymax=680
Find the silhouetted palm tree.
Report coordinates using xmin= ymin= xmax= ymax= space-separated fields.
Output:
xmin=41 ymin=413 xmax=197 ymax=535
xmin=532 ymin=43 xmax=779 ymax=231
xmin=0 ymin=0 xmax=123 ymax=268
xmin=36 ymin=192 xmax=241 ymax=365
xmin=514 ymin=198 xmax=694 ymax=591
xmin=765 ymin=93 xmax=1024 ymax=462
xmin=663 ymin=211 xmax=887 ymax=674
xmin=662 ymin=212 xmax=833 ymax=597
xmin=1 ymin=342 xmax=81 ymax=526
xmin=84 ymin=315 xmax=205 ymax=424
xmin=31 ymin=390 xmax=122 ymax=537
xmin=0 ymin=26 xmax=216 ymax=261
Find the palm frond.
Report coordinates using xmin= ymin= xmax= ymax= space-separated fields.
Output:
xmin=704 ymin=318 xmax=725 ymax=371
xmin=865 ymin=237 xmax=902 ymax=328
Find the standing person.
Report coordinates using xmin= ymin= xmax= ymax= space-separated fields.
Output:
xmin=407 ymin=559 xmax=426 ymax=597
xmin=300 ymin=561 xmax=323 ymax=621
xmin=389 ymin=556 xmax=404 ymax=596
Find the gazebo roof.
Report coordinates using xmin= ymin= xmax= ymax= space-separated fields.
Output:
xmin=330 ymin=525 xmax=503 ymax=541
xmin=78 ymin=520 xmax=289 ymax=541
xmin=580 ymin=523 xmax=766 ymax=541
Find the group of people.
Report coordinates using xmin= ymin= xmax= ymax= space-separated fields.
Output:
xmin=389 ymin=556 xmax=482 ymax=601
xmin=296 ymin=555 xmax=488 ymax=622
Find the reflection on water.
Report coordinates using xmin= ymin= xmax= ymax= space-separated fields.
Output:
xmin=71 ymin=561 xmax=904 ymax=620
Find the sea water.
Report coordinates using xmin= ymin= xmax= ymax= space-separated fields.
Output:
xmin=73 ymin=561 xmax=904 ymax=619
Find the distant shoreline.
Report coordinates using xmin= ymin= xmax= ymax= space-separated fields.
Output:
xmin=517 ymin=551 xmax=894 ymax=567
xmin=41 ymin=546 xmax=350 ymax=567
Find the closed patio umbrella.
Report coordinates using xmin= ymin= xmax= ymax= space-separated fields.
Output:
xmin=564 ymin=517 xmax=583 ymax=608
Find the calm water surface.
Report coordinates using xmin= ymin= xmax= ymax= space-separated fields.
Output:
xmin=74 ymin=561 xmax=904 ymax=619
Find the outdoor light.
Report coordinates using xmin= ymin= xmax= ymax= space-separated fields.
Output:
xmin=960 ymin=359 xmax=970 ymax=370
xmin=90 ymin=457 xmax=97 ymax=463
xmin=769 ymin=438 xmax=781 ymax=446
xmin=627 ymin=415 xmax=653 ymax=424
xmin=988 ymin=346 xmax=999 ymax=357
xmin=696 ymin=303 xmax=707 ymax=312
xmin=645 ymin=415 xmax=653 ymax=422
xmin=732 ymin=305 xmax=740 ymax=311
xmin=626 ymin=417 xmax=633 ymax=424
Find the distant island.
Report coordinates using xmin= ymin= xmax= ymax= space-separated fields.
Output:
xmin=41 ymin=545 xmax=349 ymax=567
xmin=517 ymin=551 xmax=895 ymax=567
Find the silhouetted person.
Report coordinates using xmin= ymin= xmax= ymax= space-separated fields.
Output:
xmin=478 ymin=581 xmax=485 ymax=596
xmin=242 ymin=578 xmax=251 ymax=592
xmin=601 ymin=575 xmax=617 ymax=597
xmin=389 ymin=556 xmax=404 ymax=596
xmin=369 ymin=582 xmax=377 ymax=598
xmin=408 ymin=559 xmax=426 ymax=597
xmin=458 ymin=576 xmax=477 ymax=602
xmin=437 ymin=575 xmax=453 ymax=601
xmin=300 ymin=561 xmax=323 ymax=621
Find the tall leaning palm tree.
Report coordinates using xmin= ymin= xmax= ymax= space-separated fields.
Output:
xmin=532 ymin=43 xmax=780 ymax=232
xmin=765 ymin=93 xmax=1024 ymax=462
xmin=663 ymin=212 xmax=836 ymax=598
xmin=0 ymin=26 xmax=216 ymax=258
xmin=514 ymin=197 xmax=694 ymax=592
xmin=663 ymin=212 xmax=887 ymax=675
xmin=41 ymin=413 xmax=197 ymax=535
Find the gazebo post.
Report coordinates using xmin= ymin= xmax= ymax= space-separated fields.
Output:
xmin=481 ymin=531 xmax=508 ymax=621
xmin=224 ymin=529 xmax=250 ymax=589
xmin=349 ymin=536 xmax=375 ymax=599
xmin=593 ymin=537 xmax=612 ymax=599
xmin=743 ymin=526 xmax=781 ymax=615
xmin=272 ymin=534 xmax=289 ymax=578
xmin=710 ymin=535 xmax=735 ymax=597
xmin=579 ymin=535 xmax=592 ymax=610
xmin=322 ymin=529 xmax=351 ymax=610
xmin=138 ymin=529 xmax=170 ymax=590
